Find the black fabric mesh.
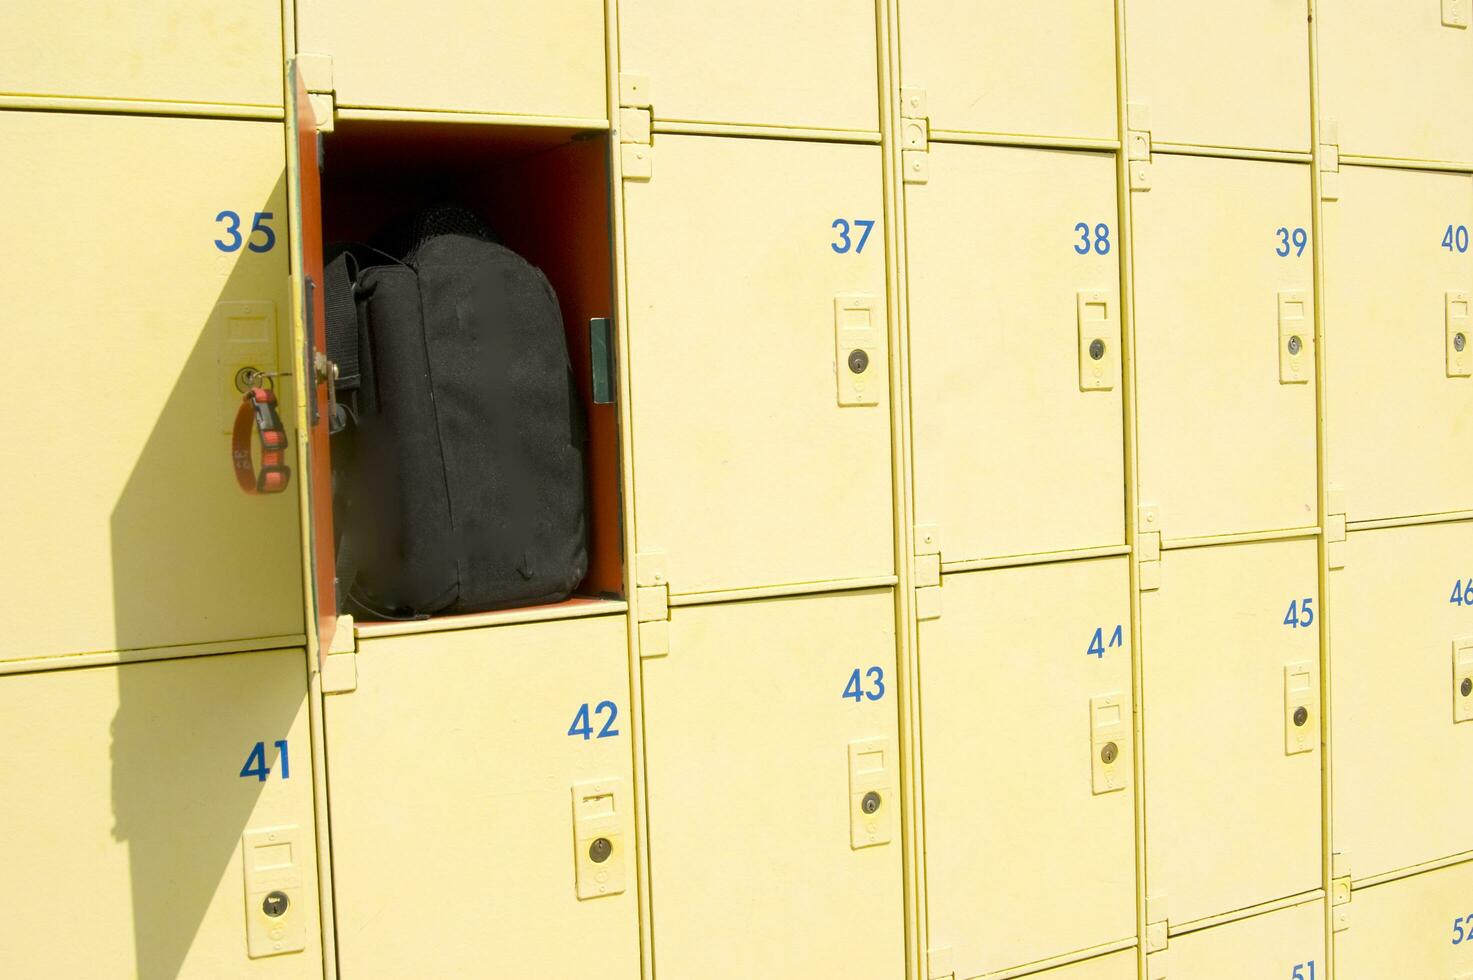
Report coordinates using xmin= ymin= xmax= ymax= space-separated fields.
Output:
xmin=406 ymin=206 xmax=490 ymax=264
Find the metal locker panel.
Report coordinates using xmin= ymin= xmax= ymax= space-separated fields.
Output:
xmin=617 ymin=0 xmax=878 ymax=132
xmin=920 ymin=558 xmax=1135 ymax=978
xmin=907 ymin=144 xmax=1124 ymax=565
xmin=1323 ymin=166 xmax=1473 ymax=524
xmin=0 ymin=2 xmax=281 ymax=109
xmin=0 ymin=111 xmax=304 ymax=662
xmin=1142 ymin=539 xmax=1321 ymax=926
xmin=1124 ymin=0 xmax=1310 ymax=152
xmin=326 ymin=615 xmax=639 ymax=978
xmin=1319 ymin=0 xmax=1473 ymax=163
xmin=1335 ymin=861 xmax=1473 ymax=979
xmin=642 ymin=590 xmax=904 ymax=980
xmin=297 ymin=0 xmax=606 ymax=119
xmin=897 ymin=0 xmax=1117 ymax=141
xmin=0 ymin=650 xmax=320 ymax=977
xmin=1132 ymin=155 xmax=1318 ymax=542
xmin=1166 ymin=899 xmax=1325 ymax=979
xmin=1330 ymin=522 xmax=1473 ymax=882
xmin=1014 ymin=949 xmax=1139 ymax=980
xmin=624 ymin=136 xmax=893 ymax=598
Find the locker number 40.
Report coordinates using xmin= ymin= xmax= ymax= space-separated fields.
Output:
xmin=1443 ymin=225 xmax=1470 ymax=253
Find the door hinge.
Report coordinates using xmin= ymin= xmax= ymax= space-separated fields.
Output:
xmin=926 ymin=945 xmax=955 ymax=980
xmin=297 ymin=52 xmax=336 ymax=134
xmin=322 ymin=641 xmax=357 ymax=695
xmin=636 ymin=551 xmax=670 ymax=657
xmin=1326 ymin=487 xmax=1348 ymax=569
xmin=1444 ymin=0 xmax=1470 ymax=29
xmin=1146 ymin=895 xmax=1169 ymax=952
xmin=1128 ymin=102 xmax=1152 ymax=191
xmin=1138 ymin=506 xmax=1162 ymax=591
xmin=900 ymin=87 xmax=930 ymax=184
xmin=619 ymin=73 xmax=653 ymax=181
xmin=914 ymin=523 xmax=942 ymax=619
xmin=1319 ymin=118 xmax=1341 ymax=201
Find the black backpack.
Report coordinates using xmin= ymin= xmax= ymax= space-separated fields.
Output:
xmin=326 ymin=208 xmax=588 ymax=618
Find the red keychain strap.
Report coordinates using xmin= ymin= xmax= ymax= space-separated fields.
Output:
xmin=232 ymin=387 xmax=291 ymax=494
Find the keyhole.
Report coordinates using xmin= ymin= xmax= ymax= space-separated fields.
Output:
xmin=1293 ymin=706 xmax=1309 ymax=727
xmin=861 ymin=791 xmax=881 ymax=815
xmin=262 ymin=891 xmax=289 ymax=918
xmin=1100 ymin=741 xmax=1118 ymax=764
xmin=589 ymin=837 xmax=613 ymax=863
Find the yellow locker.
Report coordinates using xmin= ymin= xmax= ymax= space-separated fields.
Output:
xmin=920 ymin=559 xmax=1135 ymax=978
xmin=1011 ymin=948 xmax=1138 ymax=980
xmin=1124 ymin=0 xmax=1310 ymax=153
xmin=1336 ymin=862 xmax=1473 ymax=979
xmin=617 ymin=0 xmax=878 ymax=132
xmin=1329 ymin=522 xmax=1473 ymax=883
xmin=624 ymin=135 xmax=893 ymax=598
xmin=1323 ymin=165 xmax=1473 ymax=524
xmin=641 ymin=590 xmax=904 ymax=979
xmin=1132 ymin=155 xmax=1317 ymax=542
xmin=1142 ymin=539 xmax=1321 ymax=927
xmin=297 ymin=0 xmax=606 ymax=120
xmin=1319 ymin=0 xmax=1473 ymax=163
xmin=325 ymin=615 xmax=639 ymax=978
xmin=906 ymin=144 xmax=1124 ymax=565
xmin=896 ymin=0 xmax=1117 ymax=142
xmin=1159 ymin=899 xmax=1324 ymax=979
xmin=0 ymin=111 xmax=303 ymax=662
xmin=0 ymin=649 xmax=320 ymax=977
xmin=0 ymin=2 xmax=281 ymax=110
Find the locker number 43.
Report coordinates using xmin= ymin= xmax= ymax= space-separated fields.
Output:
xmin=843 ymin=666 xmax=886 ymax=702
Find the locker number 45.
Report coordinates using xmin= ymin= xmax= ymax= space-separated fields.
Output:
xmin=1283 ymin=597 xmax=1315 ymax=628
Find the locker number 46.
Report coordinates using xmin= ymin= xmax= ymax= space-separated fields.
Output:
xmin=1449 ymin=578 xmax=1473 ymax=605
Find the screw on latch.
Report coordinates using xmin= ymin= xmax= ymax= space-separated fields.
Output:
xmin=262 ymin=891 xmax=289 ymax=918
xmin=1287 ymin=335 xmax=1303 ymax=356
xmin=1293 ymin=706 xmax=1309 ymax=727
xmin=860 ymin=791 xmax=882 ymax=815
xmin=1461 ymin=677 xmax=1472 ymax=698
xmin=848 ymin=349 xmax=870 ymax=374
xmin=1456 ymin=332 xmax=1467 ymax=354
xmin=1088 ymin=338 xmax=1106 ymax=361
xmin=1100 ymin=741 xmax=1119 ymax=765
xmin=589 ymin=837 xmax=613 ymax=864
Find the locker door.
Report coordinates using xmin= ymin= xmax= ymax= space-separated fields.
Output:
xmin=1323 ymin=166 xmax=1473 ymax=524
xmin=0 ymin=650 xmax=321 ymax=977
xmin=907 ymin=144 xmax=1124 ymax=565
xmin=297 ymin=0 xmax=606 ymax=120
xmin=1163 ymin=900 xmax=1325 ymax=979
xmin=624 ymin=136 xmax=893 ymax=598
xmin=1132 ymin=155 xmax=1318 ymax=542
xmin=1329 ymin=522 xmax=1473 ymax=882
xmin=326 ymin=616 xmax=640 ymax=979
xmin=617 ymin=0 xmax=878 ymax=131
xmin=1336 ymin=862 xmax=1473 ymax=980
xmin=0 ymin=2 xmax=281 ymax=109
xmin=921 ymin=559 xmax=1135 ymax=978
xmin=1142 ymin=539 xmax=1321 ymax=927
xmin=896 ymin=0 xmax=1117 ymax=142
xmin=0 ymin=111 xmax=303 ymax=662
xmin=1319 ymin=0 xmax=1473 ymax=163
xmin=1124 ymin=0 xmax=1310 ymax=152
xmin=641 ymin=590 xmax=904 ymax=979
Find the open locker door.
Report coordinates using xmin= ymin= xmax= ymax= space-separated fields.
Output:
xmin=285 ymin=59 xmax=337 ymax=664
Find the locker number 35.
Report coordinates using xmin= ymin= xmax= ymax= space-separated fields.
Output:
xmin=215 ymin=210 xmax=276 ymax=253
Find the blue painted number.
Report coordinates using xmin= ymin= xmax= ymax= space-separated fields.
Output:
xmin=1276 ymin=227 xmax=1308 ymax=257
xmin=1284 ymin=597 xmax=1315 ymax=628
xmin=843 ymin=666 xmax=886 ymax=702
xmin=1291 ymin=961 xmax=1317 ymax=980
xmin=215 ymin=210 xmax=276 ymax=253
xmin=1443 ymin=225 xmax=1470 ymax=253
xmin=1452 ymin=578 xmax=1473 ymax=606
xmin=568 ymin=701 xmax=620 ymax=740
xmin=1087 ymin=624 xmax=1125 ymax=658
xmin=831 ymin=218 xmax=876 ymax=254
xmin=1074 ymin=222 xmax=1111 ymax=255
xmin=239 ymin=739 xmax=289 ymax=781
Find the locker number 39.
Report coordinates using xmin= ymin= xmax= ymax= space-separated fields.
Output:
xmin=843 ymin=666 xmax=886 ymax=702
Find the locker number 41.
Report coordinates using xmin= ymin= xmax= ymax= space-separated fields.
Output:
xmin=239 ymin=739 xmax=290 ymax=781
xmin=1087 ymin=625 xmax=1124 ymax=658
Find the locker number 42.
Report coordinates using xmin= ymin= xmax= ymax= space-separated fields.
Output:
xmin=568 ymin=701 xmax=620 ymax=740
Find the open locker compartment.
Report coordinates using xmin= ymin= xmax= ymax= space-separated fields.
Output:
xmin=286 ymin=67 xmax=624 ymax=652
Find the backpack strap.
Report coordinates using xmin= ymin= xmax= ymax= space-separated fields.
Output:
xmin=324 ymin=251 xmax=360 ymax=395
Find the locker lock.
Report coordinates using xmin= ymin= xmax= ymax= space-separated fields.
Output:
xmin=588 ymin=837 xmax=613 ymax=864
xmin=1293 ymin=706 xmax=1309 ymax=727
xmin=1100 ymin=741 xmax=1119 ymax=764
xmin=861 ymin=791 xmax=882 ymax=815
xmin=1456 ymin=332 xmax=1467 ymax=354
xmin=848 ymin=349 xmax=870 ymax=374
xmin=1286 ymin=335 xmax=1303 ymax=357
xmin=1461 ymin=677 xmax=1471 ymax=698
xmin=262 ymin=891 xmax=289 ymax=918
xmin=1088 ymin=338 xmax=1106 ymax=361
